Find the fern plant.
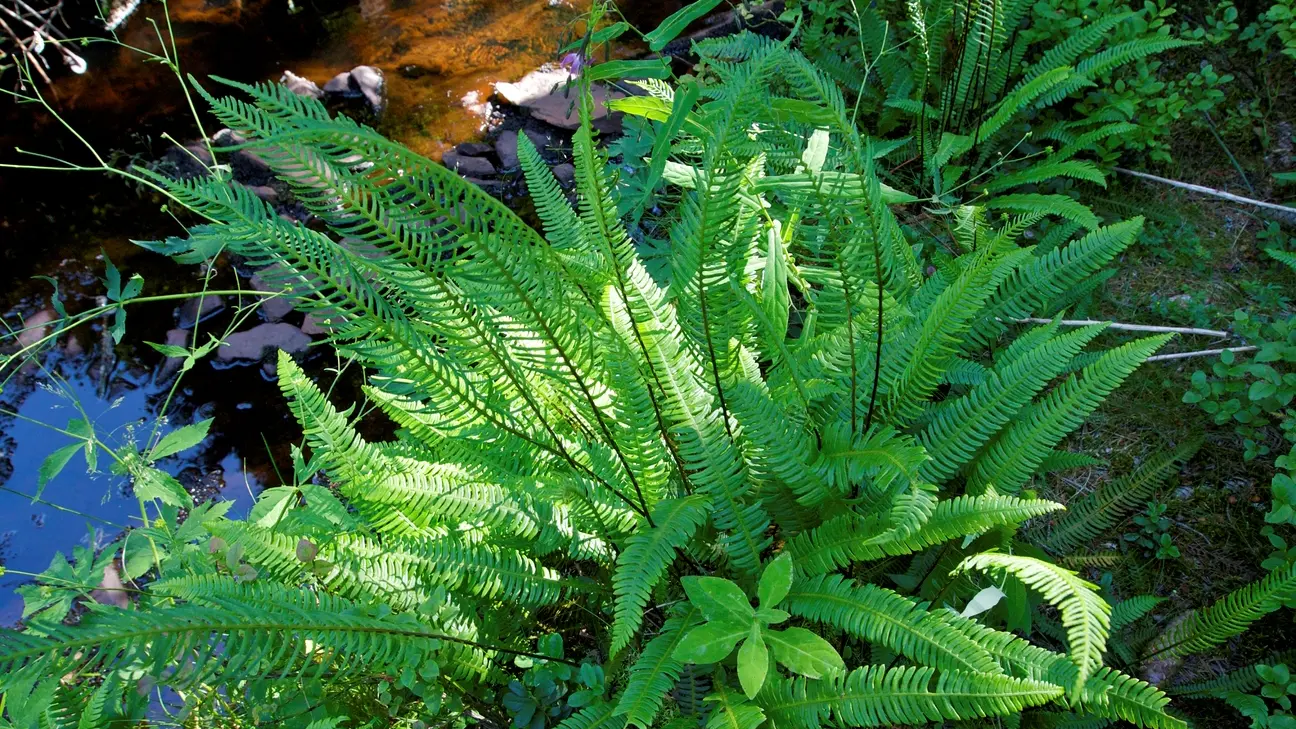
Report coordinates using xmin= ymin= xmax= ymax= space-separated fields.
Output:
xmin=3 ymin=30 xmax=1293 ymax=729
xmin=781 ymin=0 xmax=1198 ymax=214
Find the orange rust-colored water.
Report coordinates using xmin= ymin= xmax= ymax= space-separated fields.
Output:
xmin=6 ymin=0 xmax=654 ymax=158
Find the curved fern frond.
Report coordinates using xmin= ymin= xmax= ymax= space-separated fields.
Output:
xmin=956 ymin=553 xmax=1111 ymax=698
xmin=611 ymin=497 xmax=710 ymax=657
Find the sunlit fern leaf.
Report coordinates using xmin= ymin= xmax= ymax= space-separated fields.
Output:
xmin=956 ymin=554 xmax=1111 ymax=698
xmin=705 ymin=684 xmax=766 ymax=729
xmin=757 ymin=665 xmax=1064 ymax=728
xmin=0 ymin=580 xmax=443 ymax=698
xmin=967 ymin=334 xmax=1172 ymax=493
xmin=918 ymin=322 xmax=1106 ymax=482
xmin=1111 ymin=595 xmax=1167 ymax=632
xmin=611 ymin=497 xmax=709 ymax=657
xmin=785 ymin=573 xmax=1000 ymax=674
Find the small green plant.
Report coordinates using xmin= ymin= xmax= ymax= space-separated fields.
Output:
xmin=504 ymin=635 xmax=606 ymax=729
xmin=1124 ymin=501 xmax=1181 ymax=560
xmin=1225 ymin=663 xmax=1296 ymax=729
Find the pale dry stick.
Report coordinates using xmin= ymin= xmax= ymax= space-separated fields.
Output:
xmin=1007 ymin=317 xmax=1231 ymax=338
xmin=1145 ymin=346 xmax=1258 ymax=363
xmin=1115 ymin=167 xmax=1296 ymax=219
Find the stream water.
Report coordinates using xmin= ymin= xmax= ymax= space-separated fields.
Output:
xmin=0 ymin=0 xmax=671 ymax=624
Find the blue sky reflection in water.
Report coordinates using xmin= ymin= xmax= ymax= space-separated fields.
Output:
xmin=0 ymin=355 xmax=263 ymax=625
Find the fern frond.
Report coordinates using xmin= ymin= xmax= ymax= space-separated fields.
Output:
xmin=1142 ymin=563 xmax=1296 ymax=661
xmin=757 ymin=665 xmax=1063 ymax=728
xmin=1034 ymin=441 xmax=1200 ymax=554
xmin=786 ymin=573 xmax=1000 ymax=674
xmin=611 ymin=497 xmax=709 ymax=657
xmin=956 ymin=553 xmax=1111 ymax=697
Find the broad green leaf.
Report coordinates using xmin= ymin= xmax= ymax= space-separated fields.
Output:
xmin=586 ymin=59 xmax=672 ymax=82
xmin=682 ymin=576 xmax=754 ymax=625
xmin=635 ymin=80 xmax=701 ymax=220
xmin=562 ymin=21 xmax=629 ymax=50
xmin=121 ymin=539 xmax=156 ymax=581
xmin=133 ymin=467 xmax=192 ymax=508
xmin=754 ymin=608 xmax=789 ymax=624
xmin=673 ymin=622 xmax=746 ymax=664
xmin=960 ymin=585 xmax=1007 ymax=618
xmin=149 ymin=418 xmax=213 ymax=461
xmin=146 ymin=342 xmax=190 ymax=358
xmin=761 ymin=225 xmax=790 ymax=343
xmin=737 ymin=625 xmax=768 ymax=699
xmin=801 ymin=128 xmax=830 ymax=174
xmin=758 ymin=553 xmax=794 ymax=608
xmin=645 ymin=0 xmax=725 ymax=51
xmin=764 ymin=627 xmax=845 ymax=679
xmin=250 ymin=487 xmax=299 ymax=528
xmin=36 ymin=443 xmax=82 ymax=499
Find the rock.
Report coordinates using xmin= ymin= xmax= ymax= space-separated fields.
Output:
xmin=1173 ymin=486 xmax=1195 ymax=501
xmin=301 ymin=312 xmax=335 ymax=336
xmin=466 ymin=177 xmax=505 ymax=195
xmin=552 ymin=163 xmax=575 ymax=187
xmin=323 ymin=71 xmax=352 ymax=94
xmin=218 ymin=323 xmax=311 ymax=362
xmin=17 ymin=308 xmax=56 ymax=349
xmin=494 ymin=68 xmax=624 ymax=130
xmin=158 ymin=328 xmax=188 ymax=378
xmin=281 ymin=70 xmax=323 ymax=99
xmin=250 ymin=266 xmax=294 ymax=322
xmin=495 ymin=130 xmax=520 ymax=169
xmin=455 ymin=142 xmax=494 ymax=157
xmin=230 ymin=149 xmax=273 ymax=185
xmin=212 ymin=128 xmax=246 ymax=147
xmin=177 ymin=294 xmax=224 ymax=329
xmin=350 ymin=65 xmax=386 ymax=114
xmin=245 ymin=184 xmax=279 ymax=205
xmin=443 ymin=151 xmax=497 ymax=177
xmin=323 ymin=66 xmax=386 ymax=114
xmin=593 ymin=112 xmax=624 ymax=137
xmin=524 ymin=128 xmax=552 ymax=153
xmin=90 ymin=564 xmax=130 ymax=609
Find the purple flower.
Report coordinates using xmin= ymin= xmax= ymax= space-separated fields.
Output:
xmin=560 ymin=52 xmax=585 ymax=77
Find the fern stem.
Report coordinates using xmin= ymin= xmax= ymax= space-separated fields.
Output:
xmin=1144 ymin=346 xmax=1258 ymax=362
xmin=1006 ymin=318 xmax=1232 ymax=338
xmin=1114 ymin=167 xmax=1296 ymax=219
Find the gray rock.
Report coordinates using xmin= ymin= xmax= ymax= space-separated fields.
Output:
xmin=552 ymin=163 xmax=575 ymax=187
xmin=466 ymin=177 xmax=505 ymax=195
xmin=350 ymin=65 xmax=386 ymax=114
xmin=494 ymin=68 xmax=623 ymax=129
xmin=301 ymin=313 xmax=335 ymax=336
xmin=281 ymin=70 xmax=323 ymax=99
xmin=212 ymin=128 xmax=246 ymax=147
xmin=250 ymin=265 xmax=295 ymax=322
xmin=524 ymin=128 xmax=551 ymax=153
xmin=178 ymin=294 xmax=224 ymax=329
xmin=230 ymin=149 xmax=273 ymax=185
xmin=495 ymin=130 xmax=520 ymax=169
xmin=218 ymin=323 xmax=311 ymax=362
xmin=443 ymin=151 xmax=496 ymax=177
xmin=455 ymin=142 xmax=493 ymax=157
xmin=158 ymin=328 xmax=188 ymax=379
xmin=245 ymin=184 xmax=280 ymax=205
xmin=323 ymin=71 xmax=352 ymax=94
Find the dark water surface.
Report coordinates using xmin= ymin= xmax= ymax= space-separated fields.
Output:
xmin=0 ymin=0 xmax=676 ymax=621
